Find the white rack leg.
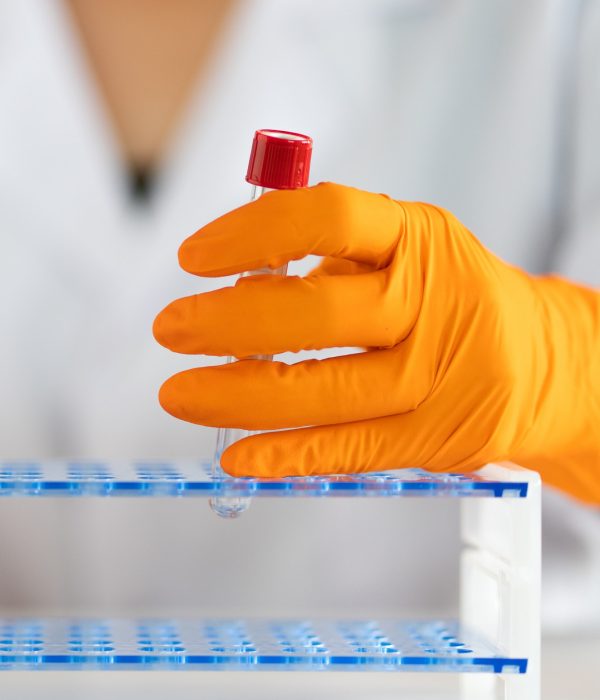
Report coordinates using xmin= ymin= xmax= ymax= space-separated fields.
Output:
xmin=460 ymin=464 xmax=541 ymax=700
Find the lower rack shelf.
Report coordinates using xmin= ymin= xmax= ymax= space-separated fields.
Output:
xmin=0 ymin=619 xmax=526 ymax=673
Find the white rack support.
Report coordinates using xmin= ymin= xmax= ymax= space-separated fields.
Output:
xmin=460 ymin=463 xmax=541 ymax=700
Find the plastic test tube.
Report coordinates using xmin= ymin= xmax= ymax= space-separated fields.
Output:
xmin=209 ymin=129 xmax=313 ymax=518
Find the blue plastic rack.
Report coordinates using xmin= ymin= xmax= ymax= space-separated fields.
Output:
xmin=0 ymin=461 xmax=528 ymax=498
xmin=0 ymin=619 xmax=526 ymax=673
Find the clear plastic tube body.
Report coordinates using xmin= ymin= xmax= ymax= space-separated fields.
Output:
xmin=209 ymin=185 xmax=287 ymax=518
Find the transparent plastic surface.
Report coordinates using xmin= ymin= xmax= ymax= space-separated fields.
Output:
xmin=0 ymin=619 xmax=526 ymax=672
xmin=0 ymin=461 xmax=529 ymax=498
xmin=210 ymin=185 xmax=288 ymax=519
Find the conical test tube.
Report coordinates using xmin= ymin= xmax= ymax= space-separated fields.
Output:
xmin=210 ymin=129 xmax=313 ymax=518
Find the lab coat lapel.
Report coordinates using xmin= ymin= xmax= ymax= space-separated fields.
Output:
xmin=0 ymin=0 xmax=146 ymax=318
xmin=0 ymin=0 xmax=122 ymax=218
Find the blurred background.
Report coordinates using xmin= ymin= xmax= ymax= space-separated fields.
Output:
xmin=0 ymin=0 xmax=599 ymax=697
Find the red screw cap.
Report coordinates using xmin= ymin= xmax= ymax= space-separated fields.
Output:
xmin=246 ymin=129 xmax=312 ymax=190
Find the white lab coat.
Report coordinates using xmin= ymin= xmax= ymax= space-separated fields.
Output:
xmin=0 ymin=0 xmax=598 ymax=630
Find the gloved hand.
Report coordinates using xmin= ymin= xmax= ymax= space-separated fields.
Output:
xmin=153 ymin=183 xmax=600 ymax=504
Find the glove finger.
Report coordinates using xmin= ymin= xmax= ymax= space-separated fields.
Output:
xmin=157 ymin=346 xmax=433 ymax=430
xmin=153 ymin=269 xmax=416 ymax=356
xmin=178 ymin=182 xmax=402 ymax=277
xmin=221 ymin=404 xmax=484 ymax=478
xmin=220 ymin=411 xmax=432 ymax=477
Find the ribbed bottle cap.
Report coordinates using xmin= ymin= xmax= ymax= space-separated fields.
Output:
xmin=246 ymin=129 xmax=312 ymax=189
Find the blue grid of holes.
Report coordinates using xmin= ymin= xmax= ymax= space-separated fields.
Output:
xmin=0 ymin=462 xmax=528 ymax=498
xmin=0 ymin=619 xmax=526 ymax=673
xmin=68 ymin=463 xmax=114 ymax=482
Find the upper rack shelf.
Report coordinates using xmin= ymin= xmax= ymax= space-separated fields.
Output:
xmin=0 ymin=618 xmax=526 ymax=673
xmin=0 ymin=461 xmax=529 ymax=498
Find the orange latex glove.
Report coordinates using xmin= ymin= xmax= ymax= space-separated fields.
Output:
xmin=153 ymin=183 xmax=600 ymax=504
